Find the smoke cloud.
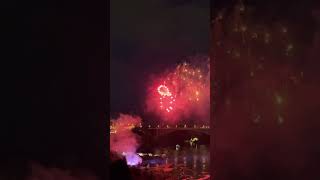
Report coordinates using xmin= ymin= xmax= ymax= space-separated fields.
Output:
xmin=110 ymin=114 xmax=142 ymax=166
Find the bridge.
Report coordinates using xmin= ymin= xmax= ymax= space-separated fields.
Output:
xmin=138 ymin=125 xmax=210 ymax=137
xmin=110 ymin=123 xmax=210 ymax=137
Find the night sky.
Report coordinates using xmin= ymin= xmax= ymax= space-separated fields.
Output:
xmin=110 ymin=0 xmax=209 ymax=116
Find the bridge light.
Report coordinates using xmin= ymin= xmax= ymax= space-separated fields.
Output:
xmin=184 ymin=124 xmax=187 ymax=128
xmin=157 ymin=125 xmax=160 ymax=128
xmin=176 ymin=125 xmax=178 ymax=128
xmin=148 ymin=125 xmax=151 ymax=128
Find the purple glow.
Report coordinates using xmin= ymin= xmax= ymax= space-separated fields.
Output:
xmin=125 ymin=153 xmax=142 ymax=166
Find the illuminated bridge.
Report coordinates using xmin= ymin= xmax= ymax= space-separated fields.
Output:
xmin=139 ymin=125 xmax=210 ymax=137
xmin=110 ymin=123 xmax=210 ymax=137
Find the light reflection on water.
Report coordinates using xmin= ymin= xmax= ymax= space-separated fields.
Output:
xmin=139 ymin=145 xmax=210 ymax=179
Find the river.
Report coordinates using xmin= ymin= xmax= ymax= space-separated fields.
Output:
xmin=135 ymin=145 xmax=210 ymax=179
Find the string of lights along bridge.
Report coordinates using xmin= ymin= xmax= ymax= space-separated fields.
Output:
xmin=144 ymin=124 xmax=210 ymax=129
xmin=110 ymin=124 xmax=210 ymax=134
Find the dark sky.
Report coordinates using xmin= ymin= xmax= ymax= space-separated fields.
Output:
xmin=110 ymin=0 xmax=209 ymax=116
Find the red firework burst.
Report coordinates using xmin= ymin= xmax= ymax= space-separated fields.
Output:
xmin=146 ymin=58 xmax=210 ymax=122
xmin=157 ymin=84 xmax=176 ymax=113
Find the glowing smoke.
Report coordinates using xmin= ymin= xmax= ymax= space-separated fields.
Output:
xmin=124 ymin=152 xmax=143 ymax=166
xmin=145 ymin=56 xmax=210 ymax=123
xmin=110 ymin=114 xmax=142 ymax=166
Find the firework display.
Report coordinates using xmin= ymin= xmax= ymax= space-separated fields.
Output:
xmin=146 ymin=57 xmax=210 ymax=122
xmin=157 ymin=85 xmax=175 ymax=112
